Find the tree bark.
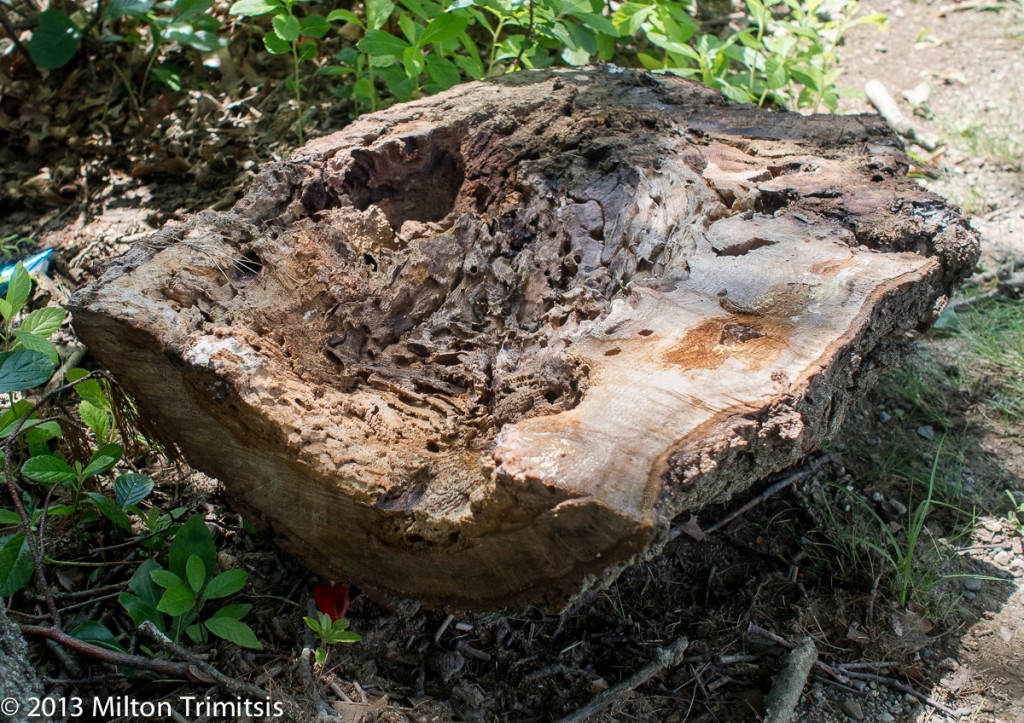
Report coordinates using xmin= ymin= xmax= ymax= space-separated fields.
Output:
xmin=68 ymin=68 xmax=978 ymax=610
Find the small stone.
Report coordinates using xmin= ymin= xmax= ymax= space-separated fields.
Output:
xmin=938 ymin=657 xmax=959 ymax=671
xmin=879 ymin=713 xmax=896 ymax=723
xmin=994 ymin=551 xmax=1012 ymax=566
xmin=878 ymin=411 xmax=891 ymax=423
xmin=871 ymin=491 xmax=884 ymax=503
xmin=841 ymin=698 xmax=865 ymax=720
xmin=963 ymin=591 xmax=977 ymax=601
xmin=916 ymin=425 xmax=936 ymax=440
xmin=963 ymin=578 xmax=983 ymax=592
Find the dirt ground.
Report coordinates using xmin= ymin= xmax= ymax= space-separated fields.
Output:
xmin=1 ymin=1 xmax=1023 ymax=721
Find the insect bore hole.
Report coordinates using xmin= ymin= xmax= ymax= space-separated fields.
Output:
xmin=237 ymin=251 xmax=263 ymax=276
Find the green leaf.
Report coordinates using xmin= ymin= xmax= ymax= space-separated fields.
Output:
xmin=303 ymin=614 xmax=324 ymax=635
xmin=82 ymin=443 xmax=123 ymax=478
xmin=425 ymin=54 xmax=460 ymax=89
xmin=204 ymin=617 xmax=262 ymax=649
xmin=157 ymin=584 xmax=196 ymax=616
xmin=402 ymin=45 xmax=425 ymax=77
xmin=84 ymin=492 xmax=132 ymax=530
xmin=358 ymin=29 xmax=409 ymax=57
xmin=114 ymin=473 xmax=154 ymax=508
xmin=326 ymin=8 xmax=361 ymax=24
xmin=204 ymin=568 xmax=247 ymax=599
xmin=169 ymin=514 xmax=217 ymax=581
xmin=28 ymin=10 xmax=81 ymax=69
xmin=263 ymin=31 xmax=290 ymax=54
xmin=0 ymin=509 xmax=21 ymax=525
xmin=0 ymin=299 xmax=11 ymax=322
xmin=13 ymin=330 xmax=59 ymax=365
xmin=175 ymin=0 xmax=216 ymax=22
xmin=397 ymin=13 xmax=419 ymax=44
xmin=79 ymin=400 xmax=111 ymax=443
xmin=150 ymin=64 xmax=183 ymax=92
xmin=43 ymin=504 xmax=73 ymax=518
xmin=67 ymin=370 xmax=109 ymax=409
xmin=419 ymin=12 xmax=467 ymax=46
xmin=104 ymin=0 xmax=155 ymax=19
xmin=272 ymin=14 xmax=301 ymax=42
xmin=25 ymin=420 xmax=61 ymax=456
xmin=21 ymin=455 xmax=77 ymax=484
xmin=326 ymin=629 xmax=362 ymax=644
xmin=212 ymin=602 xmax=252 ymax=620
xmin=452 ymin=52 xmax=483 ymax=81
xmin=366 ymin=0 xmax=395 ymax=29
xmin=186 ymin=623 xmax=204 ymax=643
xmin=228 ymin=0 xmax=278 ymax=16
xmin=568 ymin=11 xmax=619 ymax=38
xmin=0 ymin=349 xmax=54 ymax=393
xmin=70 ymin=621 xmax=127 ymax=653
xmin=129 ymin=559 xmax=164 ymax=604
xmin=19 ymin=306 xmax=66 ymax=337
xmin=150 ymin=569 xmax=184 ymax=589
xmin=6 ymin=262 xmax=31 ymax=313
xmin=300 ymin=14 xmax=330 ymax=38
xmin=0 ymin=532 xmax=33 ymax=596
xmin=119 ymin=592 xmax=165 ymax=630
xmin=186 ymin=553 xmax=206 ymax=593
xmin=298 ymin=40 xmax=317 ymax=60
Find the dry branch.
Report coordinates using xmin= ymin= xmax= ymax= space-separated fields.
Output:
xmin=556 ymin=635 xmax=689 ymax=723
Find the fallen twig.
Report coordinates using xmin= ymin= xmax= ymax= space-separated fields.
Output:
xmin=672 ymin=454 xmax=834 ymax=540
xmin=20 ymin=623 xmax=192 ymax=678
xmin=556 ymin=636 xmax=688 ymax=723
xmin=139 ymin=621 xmax=302 ymax=715
xmin=746 ymin=624 xmax=849 ymax=684
xmin=843 ymin=669 xmax=960 ymax=718
xmin=947 ymin=289 xmax=1001 ymax=311
xmin=747 ymin=624 xmax=961 ymax=719
xmin=764 ymin=638 xmax=818 ymax=723
xmin=865 ymin=80 xmax=939 ymax=151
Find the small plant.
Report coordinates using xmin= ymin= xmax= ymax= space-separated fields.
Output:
xmin=0 ymin=235 xmax=36 ymax=263
xmin=1008 ymin=490 xmax=1024 ymax=535
xmin=229 ymin=0 xmax=331 ymax=143
xmin=832 ymin=445 xmax=945 ymax=608
xmin=318 ymin=0 xmax=885 ymax=120
xmin=305 ymin=581 xmax=360 ymax=667
xmin=122 ymin=514 xmax=261 ymax=648
xmin=22 ymin=443 xmax=128 ymax=522
xmin=0 ymin=262 xmax=65 ymax=395
xmin=27 ymin=0 xmax=226 ymax=95
xmin=304 ymin=611 xmax=361 ymax=667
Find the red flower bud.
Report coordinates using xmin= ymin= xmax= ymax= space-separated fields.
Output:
xmin=313 ymin=581 xmax=350 ymax=622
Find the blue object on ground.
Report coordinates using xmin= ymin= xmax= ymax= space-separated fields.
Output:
xmin=0 ymin=249 xmax=54 ymax=296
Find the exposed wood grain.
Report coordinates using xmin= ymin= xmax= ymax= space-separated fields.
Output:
xmin=68 ymin=68 xmax=978 ymax=610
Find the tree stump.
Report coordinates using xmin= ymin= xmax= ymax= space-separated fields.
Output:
xmin=68 ymin=69 xmax=978 ymax=610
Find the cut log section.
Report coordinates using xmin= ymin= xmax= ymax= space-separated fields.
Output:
xmin=69 ymin=69 xmax=978 ymax=610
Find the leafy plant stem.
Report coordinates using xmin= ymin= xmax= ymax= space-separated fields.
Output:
xmin=512 ymin=0 xmax=534 ymax=72
xmin=3 ymin=370 xmax=112 ymax=626
xmin=486 ymin=18 xmax=507 ymax=77
xmin=291 ymin=40 xmax=304 ymax=144
xmin=44 ymin=557 xmax=143 ymax=567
